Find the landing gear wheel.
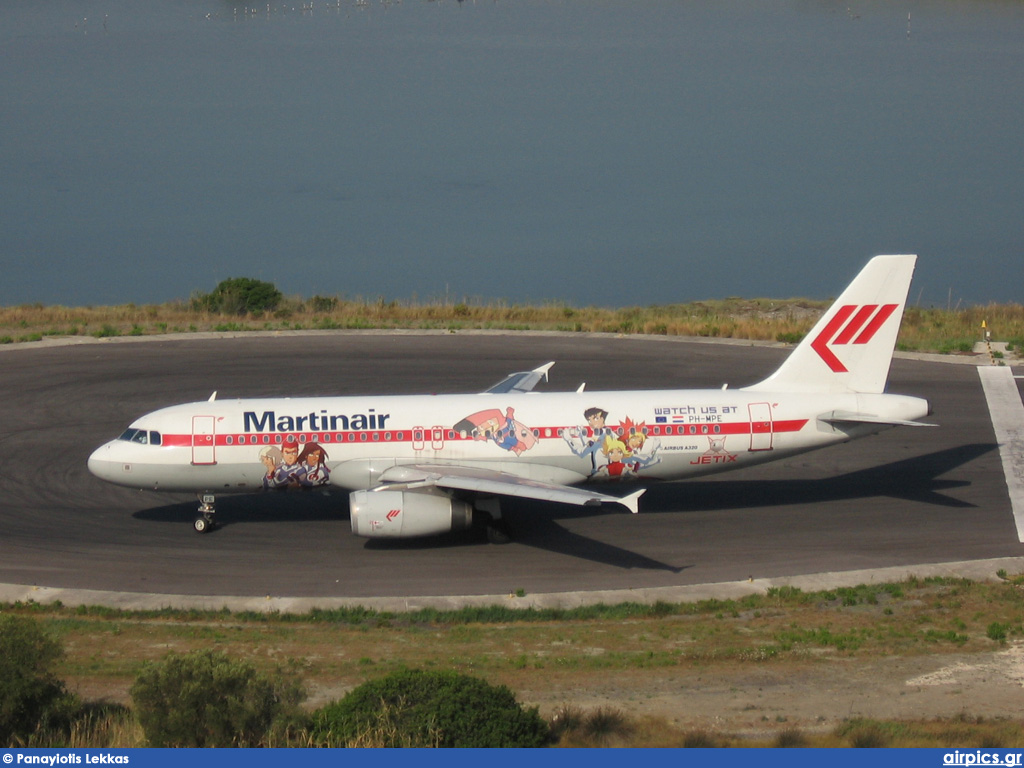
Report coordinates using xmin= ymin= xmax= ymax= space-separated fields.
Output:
xmin=486 ymin=520 xmax=511 ymax=545
xmin=194 ymin=494 xmax=216 ymax=534
xmin=473 ymin=497 xmax=510 ymax=544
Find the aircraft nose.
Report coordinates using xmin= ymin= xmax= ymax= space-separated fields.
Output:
xmin=88 ymin=442 xmax=120 ymax=482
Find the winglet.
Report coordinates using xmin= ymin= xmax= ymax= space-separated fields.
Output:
xmin=617 ymin=488 xmax=645 ymax=514
xmin=483 ymin=362 xmax=556 ymax=394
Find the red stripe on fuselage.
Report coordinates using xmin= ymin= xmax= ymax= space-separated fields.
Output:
xmin=158 ymin=419 xmax=809 ymax=448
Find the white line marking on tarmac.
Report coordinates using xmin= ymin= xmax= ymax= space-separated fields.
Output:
xmin=978 ymin=366 xmax=1024 ymax=542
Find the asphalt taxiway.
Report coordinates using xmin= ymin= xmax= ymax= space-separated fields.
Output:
xmin=0 ymin=332 xmax=1021 ymax=608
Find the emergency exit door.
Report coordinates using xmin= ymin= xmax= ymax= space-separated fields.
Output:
xmin=192 ymin=415 xmax=217 ymax=465
xmin=748 ymin=403 xmax=773 ymax=451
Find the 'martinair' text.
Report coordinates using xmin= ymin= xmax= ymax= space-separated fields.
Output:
xmin=242 ymin=409 xmax=391 ymax=433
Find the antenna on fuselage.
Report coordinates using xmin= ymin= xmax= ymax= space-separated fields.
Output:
xmin=208 ymin=391 xmax=217 ymax=402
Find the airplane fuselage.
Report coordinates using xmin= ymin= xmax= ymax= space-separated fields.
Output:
xmin=88 ymin=388 xmax=930 ymax=494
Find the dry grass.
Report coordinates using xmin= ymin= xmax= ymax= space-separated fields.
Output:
xmin=2 ymin=296 xmax=1022 ymax=356
xmin=546 ymin=709 xmax=1024 ymax=748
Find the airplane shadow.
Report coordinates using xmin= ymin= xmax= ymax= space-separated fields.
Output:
xmin=498 ymin=443 xmax=995 ymax=570
xmin=132 ymin=443 xmax=994 ymax=573
xmin=633 ymin=442 xmax=996 ymax=515
xmin=132 ymin=489 xmax=344 ymax=527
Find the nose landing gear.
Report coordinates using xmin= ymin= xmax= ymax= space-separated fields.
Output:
xmin=194 ymin=494 xmax=217 ymax=533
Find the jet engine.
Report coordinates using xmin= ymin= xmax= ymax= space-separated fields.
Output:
xmin=349 ymin=488 xmax=473 ymax=539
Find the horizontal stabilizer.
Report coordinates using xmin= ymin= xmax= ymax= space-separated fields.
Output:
xmin=820 ymin=410 xmax=937 ymax=428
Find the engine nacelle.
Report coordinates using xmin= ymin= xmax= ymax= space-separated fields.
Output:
xmin=349 ymin=488 xmax=473 ymax=539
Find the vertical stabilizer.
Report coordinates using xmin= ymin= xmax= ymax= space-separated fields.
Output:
xmin=743 ymin=255 xmax=917 ymax=394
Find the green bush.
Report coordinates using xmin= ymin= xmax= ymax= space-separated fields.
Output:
xmin=193 ymin=277 xmax=282 ymax=316
xmin=312 ymin=668 xmax=550 ymax=748
xmin=0 ymin=615 xmax=69 ymax=744
xmin=130 ymin=649 xmax=304 ymax=747
xmin=986 ymin=621 xmax=1010 ymax=642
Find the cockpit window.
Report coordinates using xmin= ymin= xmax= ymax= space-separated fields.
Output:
xmin=118 ymin=428 xmax=158 ymax=446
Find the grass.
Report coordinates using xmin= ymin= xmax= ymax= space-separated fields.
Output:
xmin=1 ymin=296 xmax=1021 ymax=356
xmin=4 ymin=572 xmax=1024 ymax=747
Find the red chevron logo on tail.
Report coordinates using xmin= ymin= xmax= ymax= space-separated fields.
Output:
xmin=811 ymin=304 xmax=899 ymax=372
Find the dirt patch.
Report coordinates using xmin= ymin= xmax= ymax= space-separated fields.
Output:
xmin=514 ymin=646 xmax=1024 ymax=736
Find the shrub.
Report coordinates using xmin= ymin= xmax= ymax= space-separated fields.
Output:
xmin=775 ymin=727 xmax=809 ymax=747
xmin=682 ymin=729 xmax=717 ymax=748
xmin=130 ymin=649 xmax=304 ymax=747
xmin=548 ymin=704 xmax=585 ymax=741
xmin=580 ymin=706 xmax=632 ymax=746
xmin=0 ymin=615 xmax=69 ymax=744
xmin=986 ymin=622 xmax=1010 ymax=642
xmin=193 ymin=277 xmax=282 ymax=316
xmin=311 ymin=668 xmax=550 ymax=748
xmin=308 ymin=295 xmax=338 ymax=313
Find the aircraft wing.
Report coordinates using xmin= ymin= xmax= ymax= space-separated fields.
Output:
xmin=375 ymin=463 xmax=644 ymax=514
xmin=820 ymin=410 xmax=938 ymax=428
xmin=482 ymin=362 xmax=555 ymax=394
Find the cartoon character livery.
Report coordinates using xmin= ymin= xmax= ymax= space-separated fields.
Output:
xmin=89 ymin=255 xmax=933 ymax=541
xmin=260 ymin=439 xmax=330 ymax=490
xmin=453 ymin=407 xmax=538 ymax=456
xmin=563 ymin=407 xmax=611 ymax=475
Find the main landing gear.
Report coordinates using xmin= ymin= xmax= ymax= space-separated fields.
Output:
xmin=475 ymin=497 xmax=511 ymax=545
xmin=194 ymin=494 xmax=217 ymax=534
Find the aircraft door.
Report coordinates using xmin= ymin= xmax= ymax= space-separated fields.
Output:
xmin=748 ymin=403 xmax=773 ymax=451
xmin=192 ymin=415 xmax=217 ymax=465
xmin=431 ymin=426 xmax=445 ymax=451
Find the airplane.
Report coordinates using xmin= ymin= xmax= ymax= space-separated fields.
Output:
xmin=88 ymin=254 xmax=934 ymax=541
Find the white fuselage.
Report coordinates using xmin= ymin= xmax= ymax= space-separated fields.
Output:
xmin=87 ymin=387 xmax=930 ymax=495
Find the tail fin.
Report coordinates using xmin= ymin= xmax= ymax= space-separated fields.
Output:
xmin=744 ymin=254 xmax=917 ymax=395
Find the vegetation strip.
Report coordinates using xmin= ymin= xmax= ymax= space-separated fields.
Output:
xmin=3 ymin=572 xmax=1024 ymax=746
xmin=2 ymin=275 xmax=1021 ymax=356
